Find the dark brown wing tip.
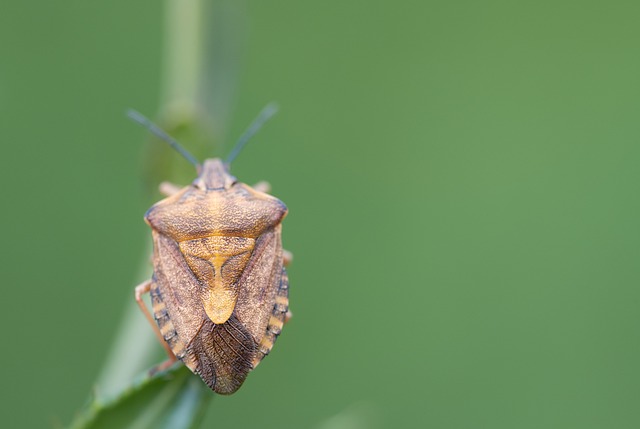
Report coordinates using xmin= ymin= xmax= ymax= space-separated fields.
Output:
xmin=189 ymin=315 xmax=257 ymax=395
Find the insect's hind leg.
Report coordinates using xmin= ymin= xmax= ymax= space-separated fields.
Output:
xmin=135 ymin=280 xmax=178 ymax=367
xmin=283 ymin=250 xmax=293 ymax=266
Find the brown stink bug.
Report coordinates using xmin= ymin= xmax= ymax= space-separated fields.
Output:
xmin=128 ymin=106 xmax=292 ymax=394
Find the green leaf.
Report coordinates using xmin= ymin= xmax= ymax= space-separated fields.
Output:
xmin=69 ymin=364 xmax=212 ymax=429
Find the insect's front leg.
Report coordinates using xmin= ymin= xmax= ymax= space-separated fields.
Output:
xmin=134 ymin=280 xmax=178 ymax=367
xmin=159 ymin=181 xmax=182 ymax=197
xmin=255 ymin=180 xmax=293 ymax=269
xmin=253 ymin=181 xmax=271 ymax=194
xmin=248 ymin=180 xmax=295 ymax=334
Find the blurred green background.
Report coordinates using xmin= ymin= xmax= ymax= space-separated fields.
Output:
xmin=2 ymin=1 xmax=640 ymax=428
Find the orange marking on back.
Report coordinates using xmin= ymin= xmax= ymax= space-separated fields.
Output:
xmin=160 ymin=320 xmax=175 ymax=337
xmin=268 ymin=315 xmax=284 ymax=332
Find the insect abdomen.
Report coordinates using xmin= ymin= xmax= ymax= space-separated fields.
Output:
xmin=254 ymin=267 xmax=289 ymax=366
xmin=149 ymin=284 xmax=189 ymax=362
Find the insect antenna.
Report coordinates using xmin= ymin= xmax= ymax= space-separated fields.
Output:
xmin=126 ymin=109 xmax=201 ymax=170
xmin=226 ymin=103 xmax=279 ymax=165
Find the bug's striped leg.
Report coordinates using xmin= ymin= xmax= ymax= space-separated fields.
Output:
xmin=159 ymin=181 xmax=182 ymax=197
xmin=253 ymin=181 xmax=271 ymax=193
xmin=134 ymin=280 xmax=177 ymax=363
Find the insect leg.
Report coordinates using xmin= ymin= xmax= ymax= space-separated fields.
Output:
xmin=252 ymin=181 xmax=271 ymax=193
xmin=134 ymin=280 xmax=178 ymax=362
xmin=283 ymin=249 xmax=293 ymax=266
xmin=159 ymin=181 xmax=182 ymax=197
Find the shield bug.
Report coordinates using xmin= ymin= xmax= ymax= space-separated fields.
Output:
xmin=129 ymin=106 xmax=291 ymax=394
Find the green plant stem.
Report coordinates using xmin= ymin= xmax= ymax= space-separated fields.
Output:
xmin=95 ymin=0 xmax=211 ymax=395
xmin=98 ymin=1 xmax=214 ymax=398
xmin=71 ymin=2 xmax=246 ymax=427
xmin=162 ymin=0 xmax=203 ymax=122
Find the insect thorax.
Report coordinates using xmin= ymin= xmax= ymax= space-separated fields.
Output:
xmin=145 ymin=162 xmax=287 ymax=326
xmin=178 ymin=235 xmax=255 ymax=324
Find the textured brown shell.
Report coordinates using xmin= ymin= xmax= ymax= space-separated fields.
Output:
xmin=145 ymin=159 xmax=289 ymax=394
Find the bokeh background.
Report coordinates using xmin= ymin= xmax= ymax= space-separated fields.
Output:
xmin=2 ymin=1 xmax=640 ymax=428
